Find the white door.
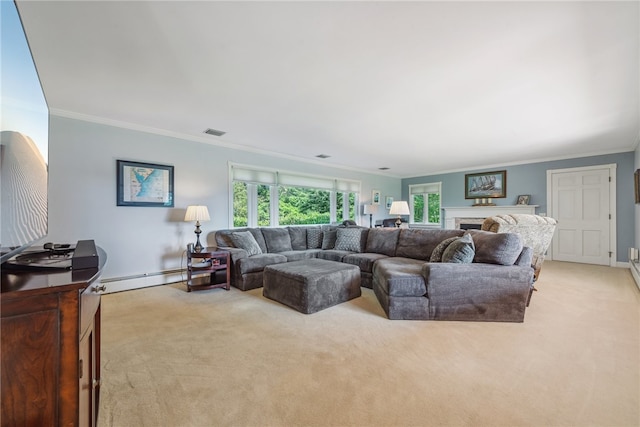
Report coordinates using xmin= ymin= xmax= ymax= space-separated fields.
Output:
xmin=548 ymin=165 xmax=615 ymax=266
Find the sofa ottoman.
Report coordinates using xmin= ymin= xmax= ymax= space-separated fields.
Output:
xmin=263 ymin=258 xmax=361 ymax=314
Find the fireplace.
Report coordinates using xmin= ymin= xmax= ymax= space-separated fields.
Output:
xmin=455 ymin=217 xmax=485 ymax=230
xmin=442 ymin=205 xmax=537 ymax=229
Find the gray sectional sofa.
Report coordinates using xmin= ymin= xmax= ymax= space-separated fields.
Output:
xmin=214 ymin=225 xmax=534 ymax=322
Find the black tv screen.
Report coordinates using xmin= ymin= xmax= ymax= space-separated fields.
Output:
xmin=0 ymin=1 xmax=49 ymax=263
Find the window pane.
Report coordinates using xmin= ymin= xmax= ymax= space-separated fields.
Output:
xmin=428 ymin=193 xmax=440 ymax=223
xmin=348 ymin=192 xmax=355 ymax=221
xmin=336 ymin=192 xmax=356 ymax=222
xmin=278 ymin=186 xmax=331 ymax=225
xmin=233 ymin=181 xmax=248 ymax=227
xmin=257 ymin=184 xmax=270 ymax=226
xmin=413 ymin=194 xmax=424 ymax=223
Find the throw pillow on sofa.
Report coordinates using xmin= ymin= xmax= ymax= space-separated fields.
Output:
xmin=429 ymin=236 xmax=459 ymax=262
xmin=442 ymin=233 xmax=475 ymax=263
xmin=230 ymin=231 xmax=263 ymax=256
xmin=262 ymin=228 xmax=293 ymax=253
xmin=334 ymin=227 xmax=364 ymax=252
xmin=468 ymin=230 xmax=523 ymax=265
xmin=322 ymin=230 xmax=337 ymax=249
xmin=288 ymin=227 xmax=307 ymax=250
xmin=307 ymin=227 xmax=323 ymax=249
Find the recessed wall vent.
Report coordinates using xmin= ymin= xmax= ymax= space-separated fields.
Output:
xmin=204 ymin=128 xmax=226 ymax=137
xmin=315 ymin=154 xmax=331 ymax=159
xmin=378 ymin=167 xmax=390 ymax=170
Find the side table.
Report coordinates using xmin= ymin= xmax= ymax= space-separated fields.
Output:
xmin=186 ymin=247 xmax=230 ymax=292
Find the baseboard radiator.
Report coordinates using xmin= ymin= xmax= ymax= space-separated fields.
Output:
xmin=100 ymin=269 xmax=185 ymax=294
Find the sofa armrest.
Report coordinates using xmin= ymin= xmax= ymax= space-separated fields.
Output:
xmin=424 ymin=262 xmax=533 ymax=294
xmin=515 ymin=246 xmax=534 ymax=268
xmin=423 ymin=263 xmax=534 ymax=322
xmin=219 ymin=246 xmax=248 ymax=263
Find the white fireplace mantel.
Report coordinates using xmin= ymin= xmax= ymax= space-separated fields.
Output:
xmin=443 ymin=205 xmax=538 ymax=229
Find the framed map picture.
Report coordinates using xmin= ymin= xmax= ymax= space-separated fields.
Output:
xmin=117 ymin=160 xmax=174 ymax=207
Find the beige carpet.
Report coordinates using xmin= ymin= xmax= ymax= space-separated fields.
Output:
xmin=98 ymin=261 xmax=640 ymax=427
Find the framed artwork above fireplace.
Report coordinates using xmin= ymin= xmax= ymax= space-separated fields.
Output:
xmin=464 ymin=170 xmax=506 ymax=199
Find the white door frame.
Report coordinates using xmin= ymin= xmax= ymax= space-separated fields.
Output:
xmin=546 ymin=163 xmax=617 ymax=267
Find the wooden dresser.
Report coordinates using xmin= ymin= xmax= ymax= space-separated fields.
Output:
xmin=1 ymin=247 xmax=107 ymax=427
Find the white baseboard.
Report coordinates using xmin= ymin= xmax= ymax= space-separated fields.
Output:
xmin=100 ymin=269 xmax=185 ymax=294
xmin=629 ymin=261 xmax=640 ymax=292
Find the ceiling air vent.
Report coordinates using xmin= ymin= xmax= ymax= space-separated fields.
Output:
xmin=315 ymin=154 xmax=331 ymax=159
xmin=204 ymin=128 xmax=226 ymax=137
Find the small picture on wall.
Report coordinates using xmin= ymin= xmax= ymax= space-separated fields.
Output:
xmin=385 ymin=196 xmax=393 ymax=209
xmin=516 ymin=195 xmax=530 ymax=205
xmin=372 ymin=189 xmax=381 ymax=205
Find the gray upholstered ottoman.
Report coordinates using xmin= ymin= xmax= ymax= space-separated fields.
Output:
xmin=263 ymin=258 xmax=361 ymax=314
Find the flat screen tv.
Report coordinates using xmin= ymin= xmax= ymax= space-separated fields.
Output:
xmin=0 ymin=0 xmax=49 ymax=263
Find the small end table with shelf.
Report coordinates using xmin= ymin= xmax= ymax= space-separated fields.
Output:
xmin=186 ymin=247 xmax=230 ymax=292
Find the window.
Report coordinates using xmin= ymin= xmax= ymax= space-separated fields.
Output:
xmin=232 ymin=182 xmax=272 ymax=227
xmin=230 ymin=164 xmax=360 ymax=227
xmin=409 ymin=182 xmax=441 ymax=225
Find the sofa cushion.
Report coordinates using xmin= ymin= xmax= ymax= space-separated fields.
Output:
xmin=365 ymin=228 xmax=400 ymax=256
xmin=306 ymin=227 xmax=323 ymax=249
xmin=442 ymin=233 xmax=475 ymax=263
xmin=262 ymin=228 xmax=293 ymax=253
xmin=396 ymin=229 xmax=464 ymax=260
xmin=469 ymin=230 xmax=523 ymax=266
xmin=236 ymin=253 xmax=288 ymax=274
xmin=316 ymin=249 xmax=352 ymax=262
xmin=372 ymin=257 xmax=427 ymax=297
xmin=288 ymin=227 xmax=307 ymax=250
xmin=230 ymin=231 xmax=263 ymax=256
xmin=429 ymin=236 xmax=459 ymax=262
xmin=342 ymin=252 xmax=389 ymax=274
xmin=278 ymin=249 xmax=322 ymax=262
xmin=334 ymin=227 xmax=365 ymax=252
xmin=322 ymin=230 xmax=337 ymax=249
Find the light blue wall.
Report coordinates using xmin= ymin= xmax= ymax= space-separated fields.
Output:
xmin=48 ymin=114 xmax=634 ymax=278
xmin=48 ymin=115 xmax=400 ymax=279
xmin=403 ymin=152 xmax=635 ymax=262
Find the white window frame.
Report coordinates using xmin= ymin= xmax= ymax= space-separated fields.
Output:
xmin=409 ymin=182 xmax=442 ymax=226
xmin=229 ymin=162 xmax=360 ymax=227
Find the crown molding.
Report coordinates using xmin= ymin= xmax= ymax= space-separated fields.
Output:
xmin=50 ymin=108 xmax=404 ymax=179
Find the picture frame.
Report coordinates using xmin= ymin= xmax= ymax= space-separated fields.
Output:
xmin=516 ymin=194 xmax=530 ymax=205
xmin=635 ymin=169 xmax=640 ymax=204
xmin=117 ymin=160 xmax=174 ymax=207
xmin=372 ymin=189 xmax=381 ymax=205
xmin=385 ymin=196 xmax=393 ymax=209
xmin=464 ymin=170 xmax=506 ymax=199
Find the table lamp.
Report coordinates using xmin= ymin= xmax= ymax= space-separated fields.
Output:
xmin=389 ymin=201 xmax=410 ymax=228
xmin=184 ymin=205 xmax=210 ymax=252
xmin=363 ymin=204 xmax=378 ymax=228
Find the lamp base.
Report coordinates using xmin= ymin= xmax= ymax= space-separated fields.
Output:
xmin=194 ymin=222 xmax=204 ymax=253
xmin=395 ymin=217 xmax=402 ymax=228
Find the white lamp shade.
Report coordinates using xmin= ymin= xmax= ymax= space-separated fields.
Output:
xmin=389 ymin=201 xmax=410 ymax=216
xmin=363 ymin=204 xmax=378 ymax=215
xmin=184 ymin=205 xmax=210 ymax=222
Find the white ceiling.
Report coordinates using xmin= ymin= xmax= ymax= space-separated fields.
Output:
xmin=16 ymin=1 xmax=640 ymax=178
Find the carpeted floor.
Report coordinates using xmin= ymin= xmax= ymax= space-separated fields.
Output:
xmin=97 ymin=261 xmax=639 ymax=427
